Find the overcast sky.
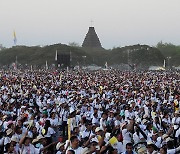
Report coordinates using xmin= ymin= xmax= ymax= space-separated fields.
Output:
xmin=0 ymin=0 xmax=180 ymax=49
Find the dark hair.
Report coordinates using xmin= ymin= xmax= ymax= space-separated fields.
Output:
xmin=70 ymin=136 xmax=78 ymax=143
xmin=67 ymin=149 xmax=75 ymax=154
xmin=160 ymin=147 xmax=167 ymax=154
xmin=167 ymin=141 xmax=174 ymax=149
xmin=4 ymin=143 xmax=11 ymax=152
xmin=126 ymin=142 xmax=133 ymax=148
xmin=44 ymin=120 xmax=51 ymax=135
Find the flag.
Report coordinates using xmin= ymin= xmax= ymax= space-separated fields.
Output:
xmin=105 ymin=61 xmax=108 ymax=68
xmin=30 ymin=65 xmax=33 ymax=71
xmin=13 ymin=30 xmax=17 ymax=45
xmin=45 ymin=61 xmax=48 ymax=70
xmin=12 ymin=63 xmax=17 ymax=70
xmin=70 ymin=51 xmax=72 ymax=62
xmin=55 ymin=50 xmax=58 ymax=61
xmin=163 ymin=59 xmax=166 ymax=68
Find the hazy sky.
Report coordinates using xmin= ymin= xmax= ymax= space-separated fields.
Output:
xmin=0 ymin=0 xmax=180 ymax=49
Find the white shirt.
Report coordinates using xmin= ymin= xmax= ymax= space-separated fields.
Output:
xmin=19 ymin=144 xmax=36 ymax=154
xmin=66 ymin=146 xmax=84 ymax=154
xmin=49 ymin=117 xmax=59 ymax=126
xmin=44 ymin=127 xmax=56 ymax=137
xmin=100 ymin=118 xmax=107 ymax=130
xmin=172 ymin=116 xmax=180 ymax=129
xmin=122 ymin=129 xmax=132 ymax=142
xmin=167 ymin=149 xmax=176 ymax=154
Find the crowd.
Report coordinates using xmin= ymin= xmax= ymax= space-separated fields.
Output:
xmin=0 ymin=69 xmax=179 ymax=154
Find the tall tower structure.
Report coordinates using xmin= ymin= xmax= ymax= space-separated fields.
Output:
xmin=82 ymin=27 xmax=102 ymax=48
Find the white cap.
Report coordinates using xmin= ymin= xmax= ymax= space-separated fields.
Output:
xmin=105 ymin=133 xmax=111 ymax=140
xmin=11 ymin=136 xmax=19 ymax=142
xmin=21 ymin=106 xmax=26 ymax=109
xmin=95 ymin=127 xmax=102 ymax=133
xmin=175 ymin=110 xmax=180 ymax=114
xmin=166 ymin=137 xmax=173 ymax=142
xmin=6 ymin=129 xmax=13 ymax=135
xmin=32 ymin=135 xmax=45 ymax=143
xmin=142 ymin=119 xmax=148 ymax=124
xmin=162 ymin=134 xmax=168 ymax=140
xmin=147 ymin=141 xmax=155 ymax=145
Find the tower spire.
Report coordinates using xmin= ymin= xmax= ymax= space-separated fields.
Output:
xmin=82 ymin=26 xmax=102 ymax=48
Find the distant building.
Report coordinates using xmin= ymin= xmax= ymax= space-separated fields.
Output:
xmin=82 ymin=27 xmax=102 ymax=48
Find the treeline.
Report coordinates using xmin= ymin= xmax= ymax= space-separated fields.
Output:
xmin=0 ymin=42 xmax=179 ymax=67
xmin=156 ymin=42 xmax=180 ymax=66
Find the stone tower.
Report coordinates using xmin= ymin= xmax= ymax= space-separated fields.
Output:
xmin=82 ymin=27 xmax=102 ymax=48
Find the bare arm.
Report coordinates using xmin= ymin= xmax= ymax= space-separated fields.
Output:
xmin=19 ymin=130 xmax=28 ymax=147
xmin=40 ymin=141 xmax=58 ymax=152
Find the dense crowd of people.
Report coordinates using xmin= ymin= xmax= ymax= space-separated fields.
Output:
xmin=0 ymin=69 xmax=179 ymax=154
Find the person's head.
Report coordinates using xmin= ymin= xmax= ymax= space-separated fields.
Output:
xmin=90 ymin=141 xmax=98 ymax=150
xmin=24 ymin=137 xmax=32 ymax=146
xmin=17 ymin=120 xmax=23 ymax=127
xmin=80 ymin=117 xmax=86 ymax=124
xmin=39 ymin=137 xmax=47 ymax=146
xmin=50 ymin=112 xmax=56 ymax=119
xmin=85 ymin=122 xmax=92 ymax=131
xmin=154 ymin=117 xmax=159 ymax=123
xmin=94 ymin=108 xmax=98 ymax=114
xmin=95 ymin=127 xmax=103 ymax=136
xmin=87 ymin=106 xmax=91 ymax=111
xmin=56 ymin=142 xmax=65 ymax=152
xmin=152 ymin=133 xmax=158 ymax=141
xmin=159 ymin=129 xmax=164 ymax=137
xmin=73 ymin=127 xmax=79 ymax=134
xmin=5 ymin=143 xmax=14 ymax=153
xmin=159 ymin=147 xmax=167 ymax=154
xmin=109 ymin=111 xmax=115 ymax=118
xmin=126 ymin=143 xmax=133 ymax=153
xmin=147 ymin=143 xmax=155 ymax=153
xmin=44 ymin=119 xmax=51 ymax=127
xmin=135 ymin=106 xmax=139 ymax=111
xmin=102 ymin=112 xmax=108 ymax=120
xmin=67 ymin=149 xmax=75 ymax=154
xmin=166 ymin=140 xmax=174 ymax=149
xmin=174 ymin=110 xmax=180 ymax=117
xmin=70 ymin=136 xmax=79 ymax=149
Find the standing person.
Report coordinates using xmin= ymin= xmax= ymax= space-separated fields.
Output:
xmin=19 ymin=130 xmax=36 ymax=154
xmin=41 ymin=120 xmax=56 ymax=153
xmin=49 ymin=112 xmax=59 ymax=141
xmin=62 ymin=105 xmax=69 ymax=139
xmin=122 ymin=120 xmax=134 ymax=151
xmin=171 ymin=110 xmax=180 ymax=146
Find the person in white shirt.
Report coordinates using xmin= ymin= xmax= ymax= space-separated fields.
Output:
xmin=114 ymin=114 xmax=121 ymax=129
xmin=122 ymin=121 xmax=134 ymax=152
xmin=171 ymin=110 xmax=180 ymax=144
xmin=166 ymin=138 xmax=180 ymax=154
xmin=66 ymin=136 xmax=84 ymax=154
xmin=122 ymin=142 xmax=136 ymax=154
xmin=56 ymin=142 xmax=65 ymax=154
xmin=81 ymin=122 xmax=94 ymax=139
xmin=146 ymin=142 xmax=158 ymax=154
xmin=99 ymin=112 xmax=108 ymax=130
xmin=92 ymin=113 xmax=99 ymax=125
xmin=19 ymin=130 xmax=36 ymax=154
